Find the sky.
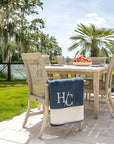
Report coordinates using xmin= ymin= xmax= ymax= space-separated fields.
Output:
xmin=40 ymin=0 xmax=114 ymax=58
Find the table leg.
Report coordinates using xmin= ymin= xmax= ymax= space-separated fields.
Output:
xmin=71 ymin=74 xmax=76 ymax=78
xmin=93 ymin=72 xmax=99 ymax=119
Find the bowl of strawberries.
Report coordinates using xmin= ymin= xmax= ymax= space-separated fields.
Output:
xmin=73 ymin=56 xmax=92 ymax=66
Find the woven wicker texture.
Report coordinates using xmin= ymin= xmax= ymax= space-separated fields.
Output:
xmin=42 ymin=55 xmax=51 ymax=66
xmin=89 ymin=57 xmax=106 ymax=65
xmin=56 ymin=56 xmax=66 ymax=64
xmin=84 ymin=55 xmax=114 ymax=118
xmin=23 ymin=54 xmax=47 ymax=98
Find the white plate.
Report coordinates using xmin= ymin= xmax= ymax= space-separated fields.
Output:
xmin=91 ymin=65 xmax=100 ymax=67
xmin=49 ymin=64 xmax=64 ymax=66
xmin=92 ymin=64 xmax=105 ymax=67
xmin=73 ymin=62 xmax=92 ymax=66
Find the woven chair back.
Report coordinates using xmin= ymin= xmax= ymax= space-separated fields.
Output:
xmin=42 ymin=55 xmax=51 ymax=65
xmin=56 ymin=56 xmax=65 ymax=64
xmin=22 ymin=53 xmax=48 ymax=98
xmin=89 ymin=57 xmax=106 ymax=65
xmin=105 ymin=55 xmax=114 ymax=91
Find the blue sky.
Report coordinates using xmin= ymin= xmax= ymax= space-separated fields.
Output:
xmin=40 ymin=0 xmax=114 ymax=58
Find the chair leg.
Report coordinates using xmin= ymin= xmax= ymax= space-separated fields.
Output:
xmin=106 ymin=95 xmax=113 ymax=118
xmin=85 ymin=93 xmax=87 ymax=100
xmin=38 ymin=103 xmax=42 ymax=110
xmin=22 ymin=99 xmax=31 ymax=127
xmin=109 ymin=93 xmax=114 ymax=110
xmin=79 ymin=122 xmax=83 ymax=131
xmin=43 ymin=104 xmax=45 ymax=112
xmin=39 ymin=105 xmax=49 ymax=138
xmin=89 ymin=93 xmax=91 ymax=104
xmin=38 ymin=104 xmax=45 ymax=111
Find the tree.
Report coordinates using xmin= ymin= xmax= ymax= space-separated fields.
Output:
xmin=0 ymin=0 xmax=62 ymax=62
xmin=0 ymin=0 xmax=44 ymax=62
xmin=32 ymin=33 xmax=62 ymax=60
xmin=0 ymin=42 xmax=2 ymax=62
xmin=68 ymin=23 xmax=114 ymax=57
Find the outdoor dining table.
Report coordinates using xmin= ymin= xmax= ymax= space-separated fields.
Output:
xmin=45 ymin=64 xmax=108 ymax=119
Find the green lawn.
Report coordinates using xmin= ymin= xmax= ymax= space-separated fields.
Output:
xmin=0 ymin=80 xmax=38 ymax=122
xmin=1 ymin=72 xmax=113 ymax=122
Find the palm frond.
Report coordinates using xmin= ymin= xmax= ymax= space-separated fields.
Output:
xmin=106 ymin=46 xmax=114 ymax=54
xmin=101 ymin=47 xmax=110 ymax=57
xmin=75 ymin=29 xmax=86 ymax=35
xmin=74 ymin=48 xmax=85 ymax=58
xmin=68 ymin=43 xmax=79 ymax=51
xmin=70 ymin=35 xmax=86 ymax=40
xmin=90 ymin=24 xmax=96 ymax=33
xmin=74 ymin=50 xmax=80 ymax=58
xmin=77 ymin=23 xmax=91 ymax=36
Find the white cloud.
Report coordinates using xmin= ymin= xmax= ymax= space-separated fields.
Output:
xmin=78 ymin=13 xmax=106 ymax=27
xmin=86 ymin=13 xmax=98 ymax=17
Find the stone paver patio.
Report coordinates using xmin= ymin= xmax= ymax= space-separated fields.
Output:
xmin=0 ymin=107 xmax=114 ymax=144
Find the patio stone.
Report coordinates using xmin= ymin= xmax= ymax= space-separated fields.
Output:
xmin=0 ymin=129 xmax=29 ymax=143
xmin=0 ymin=128 xmax=5 ymax=132
xmin=0 ymin=139 xmax=19 ymax=144
xmin=0 ymin=121 xmax=23 ymax=131
xmin=100 ymin=128 xmax=114 ymax=137
xmin=0 ymin=108 xmax=114 ymax=144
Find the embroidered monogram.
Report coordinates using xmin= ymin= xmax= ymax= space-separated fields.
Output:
xmin=57 ymin=91 xmax=73 ymax=106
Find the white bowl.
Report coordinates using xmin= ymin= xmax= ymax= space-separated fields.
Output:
xmin=73 ymin=62 xmax=92 ymax=66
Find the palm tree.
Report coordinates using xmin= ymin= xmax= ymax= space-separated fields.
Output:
xmin=68 ymin=23 xmax=114 ymax=57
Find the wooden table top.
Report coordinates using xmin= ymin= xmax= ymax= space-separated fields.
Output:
xmin=45 ymin=64 xmax=108 ymax=73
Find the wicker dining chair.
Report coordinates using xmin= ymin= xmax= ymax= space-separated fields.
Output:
xmin=84 ymin=57 xmax=106 ymax=99
xmin=42 ymin=55 xmax=51 ymax=66
xmin=55 ymin=56 xmax=66 ymax=65
xmin=42 ymin=55 xmax=61 ymax=80
xmin=21 ymin=53 xmax=84 ymax=138
xmin=21 ymin=53 xmax=49 ymax=138
xmin=89 ymin=57 xmax=106 ymax=65
xmin=84 ymin=55 xmax=114 ymax=118
xmin=85 ymin=57 xmax=106 ymax=79
xmin=55 ymin=56 xmax=68 ymax=78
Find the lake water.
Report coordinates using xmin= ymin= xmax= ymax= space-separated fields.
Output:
xmin=11 ymin=65 xmax=27 ymax=79
xmin=0 ymin=64 xmax=27 ymax=79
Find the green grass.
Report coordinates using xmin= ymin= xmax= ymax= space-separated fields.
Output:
xmin=112 ymin=71 xmax=114 ymax=76
xmin=1 ymin=72 xmax=113 ymax=122
xmin=0 ymin=80 xmax=38 ymax=122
